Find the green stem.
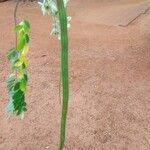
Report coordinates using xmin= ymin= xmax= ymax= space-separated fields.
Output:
xmin=56 ymin=0 xmax=69 ymax=150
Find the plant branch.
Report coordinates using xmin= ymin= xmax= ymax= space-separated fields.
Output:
xmin=14 ymin=0 xmax=20 ymax=48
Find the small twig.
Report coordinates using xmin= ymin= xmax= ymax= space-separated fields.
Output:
xmin=14 ymin=0 xmax=20 ymax=79
xmin=14 ymin=0 xmax=20 ymax=48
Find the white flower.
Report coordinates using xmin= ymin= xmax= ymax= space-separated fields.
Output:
xmin=63 ymin=0 xmax=69 ymax=7
xmin=67 ymin=16 xmax=71 ymax=29
xmin=38 ymin=0 xmax=51 ymax=15
xmin=38 ymin=0 xmax=71 ymax=39
xmin=47 ymin=0 xmax=58 ymax=14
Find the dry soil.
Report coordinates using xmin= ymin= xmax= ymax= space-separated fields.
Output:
xmin=0 ymin=0 xmax=150 ymax=150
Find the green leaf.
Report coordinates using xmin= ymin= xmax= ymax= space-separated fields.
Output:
xmin=14 ymin=25 xmax=23 ymax=32
xmin=20 ymin=79 xmax=26 ymax=92
xmin=15 ymin=59 xmax=23 ymax=67
xmin=14 ymin=82 xmax=20 ymax=91
xmin=13 ymin=89 xmax=24 ymax=100
xmin=23 ymin=20 xmax=30 ymax=29
xmin=22 ymin=63 xmax=26 ymax=70
xmin=13 ymin=90 xmax=27 ymax=115
xmin=23 ymin=73 xmax=28 ymax=82
xmin=7 ymin=97 xmax=14 ymax=113
xmin=7 ymin=75 xmax=15 ymax=92
xmin=22 ymin=46 xmax=29 ymax=57
xmin=24 ymin=34 xmax=29 ymax=43
xmin=17 ymin=31 xmax=26 ymax=50
xmin=21 ymin=20 xmax=30 ymax=32
xmin=7 ymin=48 xmax=18 ymax=62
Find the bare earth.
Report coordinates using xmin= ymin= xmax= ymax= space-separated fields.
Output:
xmin=0 ymin=0 xmax=150 ymax=150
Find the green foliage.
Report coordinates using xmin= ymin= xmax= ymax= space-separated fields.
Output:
xmin=6 ymin=20 xmax=30 ymax=117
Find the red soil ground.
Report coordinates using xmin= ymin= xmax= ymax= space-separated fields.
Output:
xmin=0 ymin=1 xmax=150 ymax=150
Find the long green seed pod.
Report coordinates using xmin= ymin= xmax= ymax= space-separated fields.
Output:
xmin=56 ymin=0 xmax=69 ymax=149
xmin=38 ymin=0 xmax=70 ymax=148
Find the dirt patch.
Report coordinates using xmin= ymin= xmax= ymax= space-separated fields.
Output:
xmin=77 ymin=0 xmax=150 ymax=26
xmin=0 ymin=0 xmax=150 ymax=150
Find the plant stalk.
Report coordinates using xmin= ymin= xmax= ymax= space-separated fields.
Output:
xmin=14 ymin=0 xmax=20 ymax=48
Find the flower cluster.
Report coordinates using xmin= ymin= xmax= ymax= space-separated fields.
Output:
xmin=38 ymin=0 xmax=71 ymax=39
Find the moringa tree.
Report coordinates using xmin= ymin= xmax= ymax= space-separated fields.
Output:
xmin=6 ymin=0 xmax=71 ymax=149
